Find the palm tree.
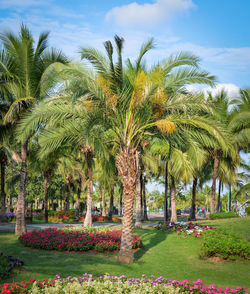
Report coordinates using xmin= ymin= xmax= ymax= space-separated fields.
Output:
xmin=0 ymin=24 xmax=68 ymax=234
xmin=18 ymin=37 xmax=225 ymax=263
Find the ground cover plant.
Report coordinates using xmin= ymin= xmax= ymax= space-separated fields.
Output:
xmin=200 ymin=229 xmax=250 ymax=260
xmin=0 ymin=218 xmax=249 ymax=291
xmin=154 ymin=222 xmax=215 ymax=237
xmin=209 ymin=212 xmax=239 ymax=220
xmin=0 ymin=252 xmax=24 ymax=281
xmin=0 ymin=274 xmax=248 ymax=294
xmin=18 ymin=228 xmax=142 ymax=252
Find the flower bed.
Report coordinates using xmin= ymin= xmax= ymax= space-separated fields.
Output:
xmin=0 ymin=274 xmax=247 ymax=294
xmin=154 ymin=222 xmax=215 ymax=237
xmin=0 ymin=252 xmax=24 ymax=281
xmin=80 ymin=215 xmax=122 ymax=223
xmin=18 ymin=228 xmax=142 ymax=252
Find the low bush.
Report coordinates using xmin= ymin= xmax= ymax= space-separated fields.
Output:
xmin=0 ymin=252 xmax=24 ymax=281
xmin=61 ymin=225 xmax=120 ymax=233
xmin=0 ymin=274 xmax=247 ymax=294
xmin=245 ymin=206 xmax=250 ymax=215
xmin=18 ymin=228 xmax=142 ymax=252
xmin=200 ymin=229 xmax=250 ymax=260
xmin=209 ymin=212 xmax=238 ymax=220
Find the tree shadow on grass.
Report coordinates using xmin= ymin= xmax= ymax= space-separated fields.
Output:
xmin=133 ymin=227 xmax=171 ymax=262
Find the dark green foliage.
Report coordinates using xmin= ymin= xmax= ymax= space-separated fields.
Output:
xmin=209 ymin=212 xmax=239 ymax=220
xmin=245 ymin=207 xmax=250 ymax=215
xmin=0 ymin=252 xmax=24 ymax=281
xmin=200 ymin=229 xmax=250 ymax=260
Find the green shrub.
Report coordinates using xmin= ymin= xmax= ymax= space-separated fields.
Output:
xmin=200 ymin=229 xmax=250 ymax=260
xmin=209 ymin=212 xmax=238 ymax=220
xmin=245 ymin=206 xmax=250 ymax=215
xmin=61 ymin=225 xmax=121 ymax=233
xmin=0 ymin=252 xmax=24 ymax=281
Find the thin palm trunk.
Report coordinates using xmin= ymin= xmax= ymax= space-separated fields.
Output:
xmin=211 ymin=150 xmax=219 ymax=213
xmin=228 ymin=183 xmax=231 ymax=212
xmin=108 ymin=179 xmax=114 ymax=221
xmin=135 ymin=150 xmax=142 ymax=227
xmin=116 ymin=147 xmax=137 ymax=264
xmin=101 ymin=187 xmax=106 ymax=217
xmin=118 ymin=183 xmax=123 ymax=216
xmin=43 ymin=171 xmax=49 ymax=223
xmin=75 ymin=176 xmax=82 ymax=220
xmin=164 ymin=160 xmax=169 ymax=223
xmin=15 ymin=141 xmax=28 ymax=235
xmin=0 ymin=160 xmax=7 ymax=222
xmin=142 ymin=175 xmax=148 ymax=221
xmin=84 ymin=149 xmax=93 ymax=227
xmin=189 ymin=177 xmax=197 ymax=220
xmin=64 ymin=179 xmax=70 ymax=212
xmin=170 ymin=176 xmax=177 ymax=223
xmin=216 ymin=180 xmax=222 ymax=212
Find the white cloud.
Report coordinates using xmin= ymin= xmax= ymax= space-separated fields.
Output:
xmin=106 ymin=0 xmax=195 ymax=28
xmin=203 ymin=84 xmax=241 ymax=100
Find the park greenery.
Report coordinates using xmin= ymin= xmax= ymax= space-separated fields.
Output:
xmin=0 ymin=24 xmax=249 ymax=292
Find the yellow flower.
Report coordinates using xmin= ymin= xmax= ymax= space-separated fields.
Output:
xmin=155 ymin=119 xmax=176 ymax=135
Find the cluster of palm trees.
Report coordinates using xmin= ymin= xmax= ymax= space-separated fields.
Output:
xmin=0 ymin=25 xmax=249 ymax=263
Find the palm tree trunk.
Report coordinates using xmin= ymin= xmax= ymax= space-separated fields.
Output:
xmin=118 ymin=183 xmax=123 ymax=216
xmin=228 ymin=183 xmax=231 ymax=212
xmin=75 ymin=176 xmax=81 ymax=220
xmin=84 ymin=149 xmax=93 ymax=227
xmin=108 ymin=179 xmax=114 ymax=221
xmin=189 ymin=177 xmax=197 ymax=220
xmin=0 ymin=160 xmax=7 ymax=222
xmin=211 ymin=150 xmax=219 ymax=214
xmin=170 ymin=176 xmax=177 ymax=223
xmin=216 ymin=180 xmax=222 ymax=212
xmin=43 ymin=171 xmax=49 ymax=223
xmin=135 ymin=150 xmax=142 ymax=227
xmin=164 ymin=160 xmax=169 ymax=223
xmin=142 ymin=175 xmax=148 ymax=221
xmin=15 ymin=141 xmax=28 ymax=235
xmin=101 ymin=187 xmax=106 ymax=217
xmin=64 ymin=180 xmax=70 ymax=211
xmin=116 ymin=147 xmax=137 ymax=264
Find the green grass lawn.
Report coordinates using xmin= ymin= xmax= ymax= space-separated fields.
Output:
xmin=0 ymin=217 xmax=249 ymax=290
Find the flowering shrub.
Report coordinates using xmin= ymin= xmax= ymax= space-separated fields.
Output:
xmin=18 ymin=228 xmax=142 ymax=252
xmin=155 ymin=222 xmax=215 ymax=237
xmin=200 ymin=229 xmax=250 ymax=260
xmin=0 ymin=252 xmax=24 ymax=281
xmin=0 ymin=274 xmax=247 ymax=294
xmin=80 ymin=215 xmax=122 ymax=223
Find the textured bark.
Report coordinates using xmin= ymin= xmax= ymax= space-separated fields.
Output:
xmin=142 ymin=175 xmax=148 ymax=221
xmin=164 ymin=160 xmax=169 ymax=223
xmin=211 ymin=150 xmax=219 ymax=213
xmin=101 ymin=187 xmax=106 ymax=217
xmin=108 ymin=179 xmax=114 ymax=221
xmin=15 ymin=141 xmax=28 ymax=235
xmin=118 ymin=184 xmax=123 ymax=216
xmin=135 ymin=150 xmax=142 ymax=227
xmin=43 ymin=171 xmax=49 ymax=223
xmin=170 ymin=177 xmax=177 ymax=223
xmin=216 ymin=180 xmax=222 ymax=212
xmin=83 ymin=147 xmax=93 ymax=227
xmin=0 ymin=160 xmax=7 ymax=222
xmin=116 ymin=147 xmax=137 ymax=263
xmin=189 ymin=177 xmax=197 ymax=221
xmin=228 ymin=184 xmax=231 ymax=212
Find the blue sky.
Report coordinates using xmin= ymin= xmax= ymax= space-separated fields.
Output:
xmin=1 ymin=0 xmax=250 ymax=94
xmin=1 ymin=0 xmax=249 ymax=95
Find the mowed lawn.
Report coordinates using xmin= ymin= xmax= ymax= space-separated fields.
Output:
xmin=0 ymin=217 xmax=249 ymax=290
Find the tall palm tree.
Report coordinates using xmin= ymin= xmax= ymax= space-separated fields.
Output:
xmin=0 ymin=24 xmax=68 ymax=234
xmin=18 ymin=37 xmax=226 ymax=263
